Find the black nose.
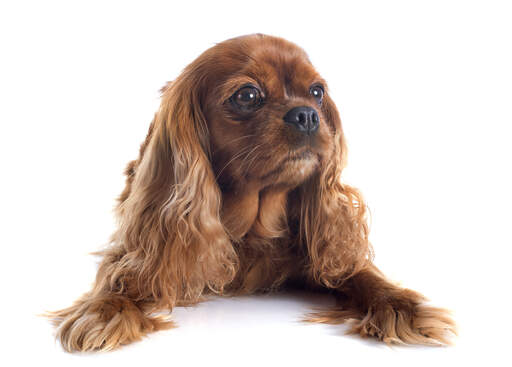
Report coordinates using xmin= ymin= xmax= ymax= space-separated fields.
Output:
xmin=283 ymin=106 xmax=319 ymax=134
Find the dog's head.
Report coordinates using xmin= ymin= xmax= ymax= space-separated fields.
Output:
xmin=155 ymin=34 xmax=346 ymax=192
xmin=203 ymin=35 xmax=344 ymax=189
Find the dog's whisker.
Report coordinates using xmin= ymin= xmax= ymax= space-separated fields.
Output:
xmin=239 ymin=143 xmax=264 ymax=177
xmin=215 ymin=145 xmax=254 ymax=180
xmin=222 ymin=134 xmax=255 ymax=147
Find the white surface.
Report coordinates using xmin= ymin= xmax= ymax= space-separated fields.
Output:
xmin=1 ymin=0 xmax=511 ymax=365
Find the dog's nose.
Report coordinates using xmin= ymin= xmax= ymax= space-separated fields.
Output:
xmin=283 ymin=106 xmax=319 ymax=134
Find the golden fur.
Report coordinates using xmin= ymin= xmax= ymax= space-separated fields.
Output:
xmin=47 ymin=34 xmax=456 ymax=352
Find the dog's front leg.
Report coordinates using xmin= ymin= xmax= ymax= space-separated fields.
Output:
xmin=308 ymin=263 xmax=457 ymax=345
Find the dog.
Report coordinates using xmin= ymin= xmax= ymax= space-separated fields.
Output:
xmin=48 ymin=34 xmax=456 ymax=352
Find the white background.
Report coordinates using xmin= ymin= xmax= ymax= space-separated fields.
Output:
xmin=1 ymin=0 xmax=511 ymax=365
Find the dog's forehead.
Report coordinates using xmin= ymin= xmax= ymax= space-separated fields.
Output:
xmin=212 ymin=36 xmax=325 ymax=103
xmin=242 ymin=48 xmax=322 ymax=97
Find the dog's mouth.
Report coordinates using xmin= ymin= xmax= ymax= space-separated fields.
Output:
xmin=280 ymin=149 xmax=319 ymax=167
xmin=260 ymin=149 xmax=318 ymax=182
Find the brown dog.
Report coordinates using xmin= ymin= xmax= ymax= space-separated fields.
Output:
xmin=49 ymin=34 xmax=456 ymax=352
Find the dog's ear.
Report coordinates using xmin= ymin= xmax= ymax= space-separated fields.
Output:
xmin=322 ymin=93 xmax=347 ymax=176
xmin=297 ymin=93 xmax=373 ymax=288
xmin=106 ymin=71 xmax=238 ymax=307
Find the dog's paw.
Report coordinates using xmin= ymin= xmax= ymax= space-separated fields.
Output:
xmin=307 ymin=301 xmax=457 ymax=346
xmin=47 ymin=294 xmax=173 ymax=352
xmin=349 ymin=302 xmax=456 ymax=345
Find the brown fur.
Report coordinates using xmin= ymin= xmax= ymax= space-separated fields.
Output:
xmin=47 ymin=34 xmax=456 ymax=352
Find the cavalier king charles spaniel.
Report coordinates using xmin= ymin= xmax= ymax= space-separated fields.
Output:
xmin=49 ymin=34 xmax=456 ymax=352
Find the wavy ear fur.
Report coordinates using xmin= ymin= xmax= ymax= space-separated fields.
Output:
xmin=299 ymin=93 xmax=373 ymax=288
xmin=103 ymin=71 xmax=238 ymax=307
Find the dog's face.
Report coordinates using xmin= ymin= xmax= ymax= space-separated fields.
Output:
xmin=200 ymin=36 xmax=339 ymax=189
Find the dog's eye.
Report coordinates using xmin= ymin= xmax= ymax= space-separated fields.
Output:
xmin=232 ymin=86 xmax=262 ymax=108
xmin=310 ymin=85 xmax=324 ymax=103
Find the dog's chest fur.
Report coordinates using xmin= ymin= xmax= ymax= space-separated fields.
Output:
xmin=223 ymin=186 xmax=301 ymax=293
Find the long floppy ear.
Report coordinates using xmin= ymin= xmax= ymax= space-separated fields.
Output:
xmin=99 ymin=71 xmax=238 ymax=308
xmin=298 ymin=93 xmax=373 ymax=288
